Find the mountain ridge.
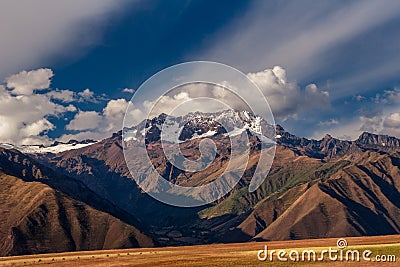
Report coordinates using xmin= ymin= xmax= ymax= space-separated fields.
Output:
xmin=2 ymin=110 xmax=400 ymax=156
xmin=1 ymin=109 xmax=400 ymax=253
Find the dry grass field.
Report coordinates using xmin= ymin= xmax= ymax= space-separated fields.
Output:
xmin=0 ymin=235 xmax=399 ymax=267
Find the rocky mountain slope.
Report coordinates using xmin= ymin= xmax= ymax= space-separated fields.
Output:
xmin=0 ymin=147 xmax=153 ymax=256
xmin=2 ymin=110 xmax=400 ymax=252
xmin=254 ymin=151 xmax=400 ymax=240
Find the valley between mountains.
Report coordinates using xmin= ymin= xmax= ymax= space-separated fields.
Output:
xmin=0 ymin=110 xmax=400 ymax=256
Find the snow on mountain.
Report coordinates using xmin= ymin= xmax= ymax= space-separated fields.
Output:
xmin=0 ymin=143 xmax=16 ymax=150
xmin=191 ymin=130 xmax=218 ymax=139
xmin=0 ymin=140 xmax=97 ymax=154
xmin=123 ymin=109 xmax=276 ymax=144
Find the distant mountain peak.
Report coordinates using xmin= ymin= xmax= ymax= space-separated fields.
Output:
xmin=275 ymin=124 xmax=285 ymax=133
xmin=356 ymin=131 xmax=400 ymax=148
xmin=0 ymin=139 xmax=97 ymax=154
xmin=51 ymin=139 xmax=97 ymax=147
xmin=322 ymin=134 xmax=333 ymax=140
xmin=123 ymin=109 xmax=277 ymax=144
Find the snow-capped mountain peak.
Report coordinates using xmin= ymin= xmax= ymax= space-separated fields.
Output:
xmin=0 ymin=139 xmax=97 ymax=154
xmin=123 ymin=109 xmax=276 ymax=144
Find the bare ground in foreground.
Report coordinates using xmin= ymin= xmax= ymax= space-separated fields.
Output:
xmin=0 ymin=235 xmax=399 ymax=267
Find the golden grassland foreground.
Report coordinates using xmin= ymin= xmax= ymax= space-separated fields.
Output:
xmin=0 ymin=235 xmax=399 ymax=266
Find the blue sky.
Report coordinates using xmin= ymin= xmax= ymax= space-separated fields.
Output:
xmin=1 ymin=0 xmax=400 ymax=145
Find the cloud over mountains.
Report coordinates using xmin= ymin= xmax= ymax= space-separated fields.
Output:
xmin=0 ymin=68 xmax=127 ymax=145
xmin=0 ymin=66 xmax=399 ymax=145
xmin=247 ymin=66 xmax=330 ymax=120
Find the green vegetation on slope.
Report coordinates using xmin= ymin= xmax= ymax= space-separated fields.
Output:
xmin=199 ymin=160 xmax=350 ymax=219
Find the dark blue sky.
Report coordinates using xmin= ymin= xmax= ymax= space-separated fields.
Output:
xmin=51 ymin=0 xmax=251 ymax=98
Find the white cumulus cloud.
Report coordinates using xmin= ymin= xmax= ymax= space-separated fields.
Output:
xmin=46 ymin=88 xmax=103 ymax=103
xmin=247 ymin=66 xmax=330 ymax=119
xmin=20 ymin=118 xmax=55 ymax=137
xmin=0 ymin=80 xmax=74 ymax=145
xmin=66 ymin=111 xmax=102 ymax=131
xmin=6 ymin=68 xmax=54 ymax=95
xmin=77 ymin=88 xmax=97 ymax=102
xmin=46 ymin=89 xmax=75 ymax=102
xmin=383 ymin=113 xmax=400 ymax=128
xmin=60 ymin=98 xmax=129 ymax=142
xmin=122 ymin=88 xmax=135 ymax=94
xmin=0 ymin=68 xmax=112 ymax=145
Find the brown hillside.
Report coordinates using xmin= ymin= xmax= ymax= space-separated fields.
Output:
xmin=255 ymin=152 xmax=400 ymax=240
xmin=0 ymin=173 xmax=153 ymax=256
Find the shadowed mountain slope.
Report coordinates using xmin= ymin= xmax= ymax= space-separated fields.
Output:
xmin=11 ymin=111 xmax=400 ymax=247
xmin=0 ymin=148 xmax=153 ymax=256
